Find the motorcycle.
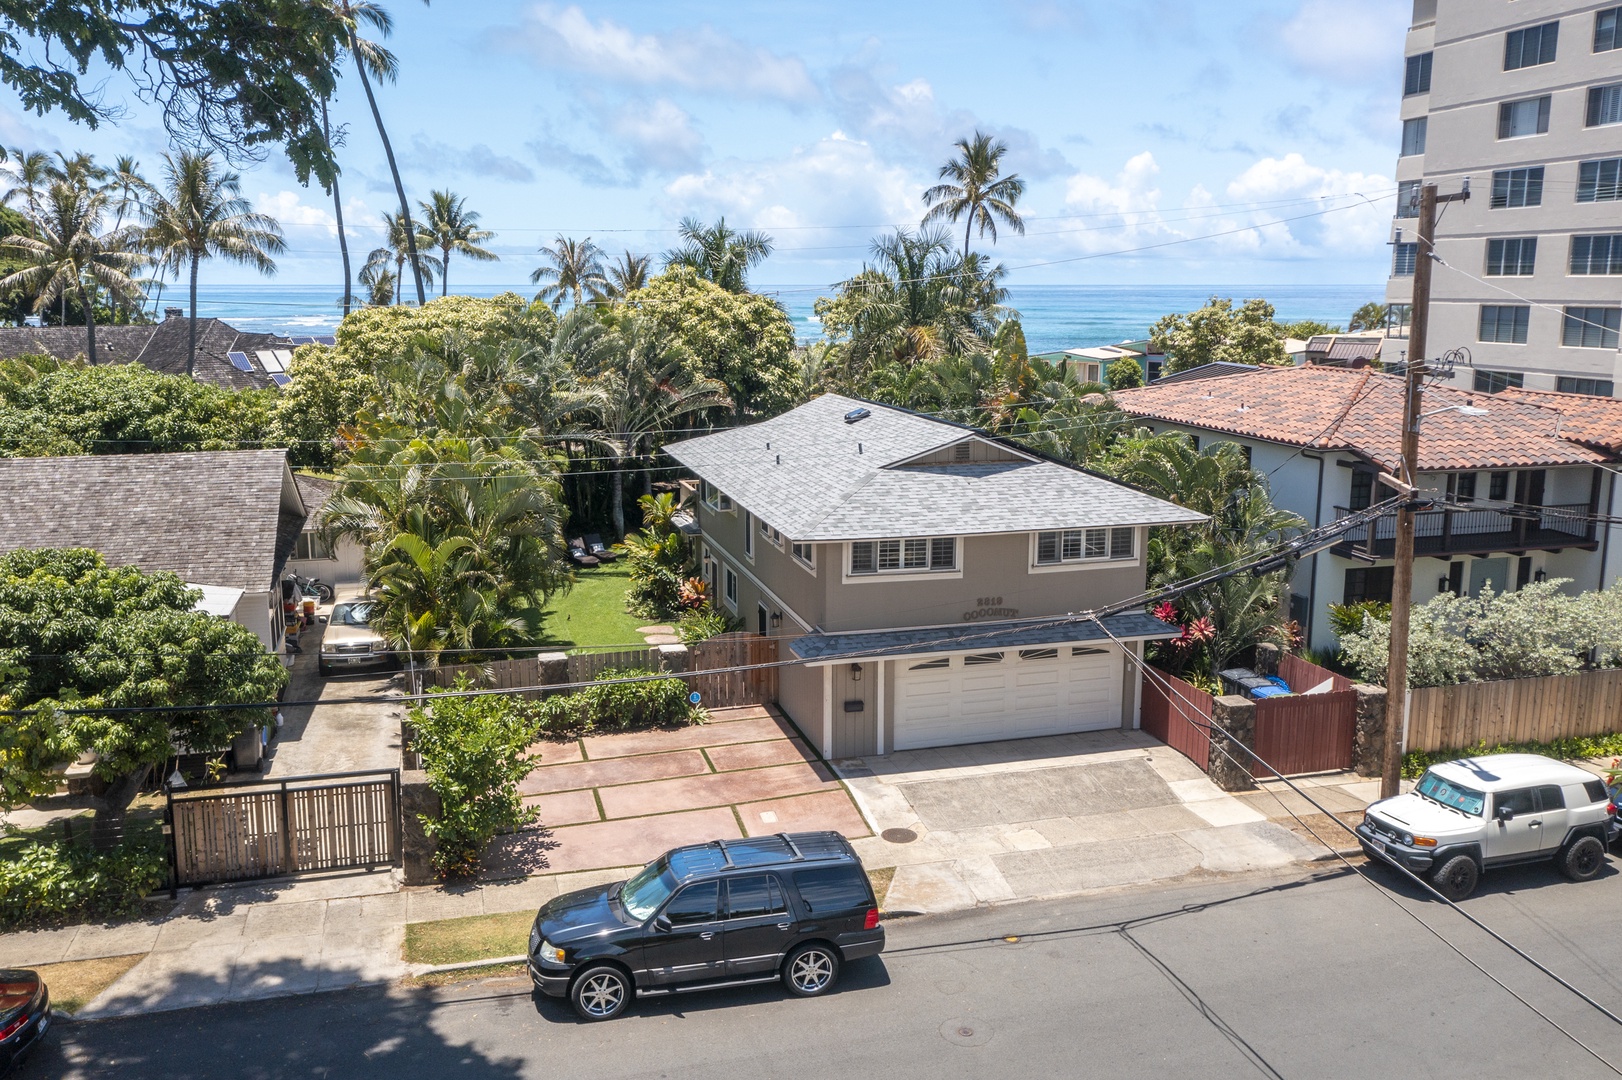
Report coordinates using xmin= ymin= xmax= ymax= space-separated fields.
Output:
xmin=288 ymin=571 xmax=335 ymax=604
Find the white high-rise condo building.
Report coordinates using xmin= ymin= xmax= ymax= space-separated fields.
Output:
xmin=1388 ymin=0 xmax=1622 ymax=398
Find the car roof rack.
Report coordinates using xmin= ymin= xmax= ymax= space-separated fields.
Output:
xmin=777 ymin=833 xmax=805 ymax=860
xmin=713 ymin=840 xmax=734 ymax=868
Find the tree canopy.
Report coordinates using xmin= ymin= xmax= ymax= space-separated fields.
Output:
xmin=1150 ymin=296 xmax=1291 ymax=373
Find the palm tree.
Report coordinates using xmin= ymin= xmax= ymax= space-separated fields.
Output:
xmin=142 ymin=150 xmax=286 ymax=377
xmin=0 ymin=180 xmax=146 ymax=364
xmin=1 ymin=149 xmax=52 ymax=219
xmin=320 ymin=98 xmax=357 ymax=317
xmin=592 ymin=250 xmax=651 ymax=302
xmin=324 ymin=0 xmax=431 ymax=306
xmin=364 ymin=210 xmax=440 ymax=305
xmin=566 ymin=316 xmax=730 ymax=537
xmin=359 ymin=258 xmax=396 ymax=307
xmin=663 ymin=216 xmax=772 ymax=292
xmin=531 ymin=235 xmax=605 ymax=310
xmin=419 ymin=189 xmax=497 ymax=297
xmin=922 ymin=131 xmax=1027 ymax=258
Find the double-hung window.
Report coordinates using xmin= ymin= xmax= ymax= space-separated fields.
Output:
xmin=1499 ymin=96 xmax=1551 ymax=138
xmin=790 ymin=541 xmax=815 ymax=570
xmin=1504 ymin=21 xmax=1559 ymax=69
xmin=757 ymin=516 xmax=782 ymax=549
xmin=1396 ymin=180 xmax=1422 ymax=218
xmin=1558 ymin=376 xmax=1616 ymax=396
xmin=1392 ymin=242 xmax=1418 ymax=276
xmin=1474 ymin=369 xmax=1525 ymax=394
xmin=723 ymin=566 xmax=738 ymax=610
xmin=1490 ymin=167 xmax=1544 ymax=208
xmin=1485 ymin=237 xmax=1537 ymax=276
xmin=848 ymin=536 xmax=957 ymax=576
xmin=1599 ymin=7 xmax=1622 ymax=52
xmin=1404 ymin=52 xmax=1433 ymax=95
xmin=1400 ymin=117 xmax=1428 ymax=156
xmin=1578 ymin=158 xmax=1622 ymax=202
xmin=743 ymin=512 xmax=754 ymax=558
xmin=1570 ymin=235 xmax=1622 ymax=275
xmin=1479 ymin=305 xmax=1531 ymax=344
xmin=1562 ymin=307 xmax=1622 ymax=349
xmin=1034 ymin=527 xmax=1135 ymax=566
xmin=1588 ymin=83 xmax=1622 ymax=127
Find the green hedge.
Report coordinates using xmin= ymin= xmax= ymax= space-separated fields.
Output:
xmin=0 ymin=834 xmax=168 ymax=930
xmin=1403 ymin=732 xmax=1622 ymax=779
xmin=531 ymin=668 xmax=706 ymax=736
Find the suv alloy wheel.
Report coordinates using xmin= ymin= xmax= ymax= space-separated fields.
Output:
xmin=570 ymin=965 xmax=631 ymax=1021
xmin=1430 ymin=854 xmax=1480 ymax=901
xmin=1559 ymin=835 xmax=1606 ymax=881
xmin=782 ymin=943 xmax=840 ymax=997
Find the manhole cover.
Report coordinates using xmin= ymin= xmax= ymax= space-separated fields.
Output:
xmin=881 ymin=827 xmax=918 ymax=843
xmin=940 ymin=1018 xmax=993 ymax=1047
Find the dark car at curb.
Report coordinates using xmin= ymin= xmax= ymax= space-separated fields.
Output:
xmin=528 ymin=831 xmax=883 ymax=1021
xmin=0 ymin=970 xmax=50 ymax=1074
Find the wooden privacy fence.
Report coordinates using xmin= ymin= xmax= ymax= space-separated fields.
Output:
xmin=1406 ymin=668 xmax=1622 ymax=753
xmin=1139 ymin=666 xmax=1212 ymax=771
xmin=429 ymin=634 xmax=779 ymax=708
xmin=1251 ymin=690 xmax=1358 ymax=778
xmin=1279 ymin=651 xmax=1352 ymax=693
xmin=168 ymin=770 xmax=400 ymax=887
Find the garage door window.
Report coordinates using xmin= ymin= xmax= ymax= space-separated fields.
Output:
xmin=963 ymin=652 xmax=1004 ymax=665
xmin=909 ymin=657 xmax=950 ymax=670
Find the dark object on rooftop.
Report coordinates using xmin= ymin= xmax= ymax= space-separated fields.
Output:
xmin=843 ymin=407 xmax=872 ymax=424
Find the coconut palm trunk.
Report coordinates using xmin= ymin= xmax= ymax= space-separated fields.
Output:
xmin=79 ymin=279 xmax=98 ymax=364
xmin=187 ymin=252 xmax=200 ymax=377
xmin=351 ymin=46 xmax=426 ymax=306
xmin=322 ymin=99 xmax=353 ymax=317
xmin=610 ymin=455 xmax=626 ymax=540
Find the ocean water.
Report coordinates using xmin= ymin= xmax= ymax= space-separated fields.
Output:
xmin=172 ymin=281 xmax=1382 ymax=354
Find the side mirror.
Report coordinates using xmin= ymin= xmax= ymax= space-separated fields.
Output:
xmin=652 ymin=915 xmax=672 ymax=933
xmin=1497 ymin=805 xmax=1516 ymax=822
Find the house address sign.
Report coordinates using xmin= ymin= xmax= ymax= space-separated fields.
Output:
xmin=962 ymin=596 xmax=1019 ymax=622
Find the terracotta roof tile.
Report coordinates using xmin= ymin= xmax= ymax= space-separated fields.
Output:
xmin=1112 ymin=365 xmax=1614 ymax=471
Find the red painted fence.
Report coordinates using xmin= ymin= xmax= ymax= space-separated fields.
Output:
xmin=1250 ymin=690 xmax=1358 ymax=778
xmin=1139 ymin=667 xmax=1211 ymax=772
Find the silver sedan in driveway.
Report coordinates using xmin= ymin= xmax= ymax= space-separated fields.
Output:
xmin=317 ymin=601 xmax=397 ymax=676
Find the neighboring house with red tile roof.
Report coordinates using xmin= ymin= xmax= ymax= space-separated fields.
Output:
xmin=1114 ymin=365 xmax=1622 ymax=649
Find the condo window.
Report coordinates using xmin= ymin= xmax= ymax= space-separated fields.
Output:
xmin=1034 ymin=527 xmax=1135 ymax=566
xmin=1455 ymin=473 xmax=1478 ymax=503
xmin=1490 ymin=471 xmax=1511 ymax=501
xmin=1404 ymin=52 xmax=1433 ymax=95
xmin=1474 ymin=369 xmax=1526 ymax=394
xmin=1400 ymin=117 xmax=1428 ymax=156
xmin=1485 ymin=237 xmax=1537 ymax=276
xmin=1343 ymin=567 xmax=1395 ymax=605
xmin=1588 ymin=83 xmax=1622 ymax=127
xmin=1490 ymin=167 xmax=1544 ymax=208
xmin=1570 ymin=235 xmax=1622 ymax=275
xmin=849 ymin=537 xmax=957 ymax=576
xmin=1396 ymin=180 xmax=1422 ymax=218
xmin=1392 ymin=242 xmax=1418 ymax=276
xmin=1598 ymin=7 xmax=1622 ymax=52
xmin=1578 ymin=158 xmax=1622 ymax=202
xmin=1505 ymin=21 xmax=1559 ymax=69
xmin=1557 ymin=376 xmax=1616 ymax=396
xmin=1498 ymin=96 xmax=1551 ymax=139
xmin=1562 ymin=306 xmax=1622 ymax=349
xmin=1478 ymin=305 xmax=1531 ymax=344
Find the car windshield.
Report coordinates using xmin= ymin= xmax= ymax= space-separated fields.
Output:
xmin=330 ymin=602 xmax=374 ymax=627
xmin=1416 ymin=770 xmax=1486 ymax=816
xmin=620 ymin=857 xmax=679 ymax=921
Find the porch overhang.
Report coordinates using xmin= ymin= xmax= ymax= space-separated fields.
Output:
xmin=789 ymin=611 xmax=1178 ymax=666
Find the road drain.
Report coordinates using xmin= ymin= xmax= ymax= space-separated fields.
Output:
xmin=881 ymin=827 xmax=918 ymax=843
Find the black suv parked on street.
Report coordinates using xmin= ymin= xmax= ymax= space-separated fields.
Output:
xmin=528 ymin=831 xmax=884 ymax=1020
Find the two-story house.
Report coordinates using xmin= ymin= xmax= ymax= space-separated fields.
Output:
xmin=663 ymin=394 xmax=1205 ymax=759
xmin=1115 ymin=365 xmax=1622 ymax=650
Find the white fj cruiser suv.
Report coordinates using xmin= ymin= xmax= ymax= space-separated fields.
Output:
xmin=1357 ymin=753 xmax=1614 ymax=901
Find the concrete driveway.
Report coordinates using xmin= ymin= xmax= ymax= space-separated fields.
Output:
xmin=481 ymin=705 xmax=870 ymax=878
xmin=836 ymin=729 xmax=1321 ymax=913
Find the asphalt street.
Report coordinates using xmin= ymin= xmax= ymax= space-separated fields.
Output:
xmin=26 ymin=857 xmax=1622 ymax=1079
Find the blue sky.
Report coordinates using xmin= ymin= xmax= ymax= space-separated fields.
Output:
xmin=0 ymin=0 xmax=1411 ymax=291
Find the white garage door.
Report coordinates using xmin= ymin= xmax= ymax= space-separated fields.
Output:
xmin=892 ymin=646 xmax=1121 ymax=751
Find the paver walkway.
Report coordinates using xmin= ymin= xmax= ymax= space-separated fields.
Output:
xmin=480 ymin=705 xmax=869 ymax=878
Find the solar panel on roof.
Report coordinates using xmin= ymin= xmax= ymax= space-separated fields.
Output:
xmin=270 ymin=373 xmax=291 ymax=387
xmin=313 ymin=335 xmax=336 ymax=346
xmin=287 ymin=336 xmax=315 ymax=345
xmin=273 ymin=349 xmax=295 ymax=367
xmin=227 ymin=351 xmax=253 ymax=372
xmin=256 ymin=350 xmax=284 ymax=373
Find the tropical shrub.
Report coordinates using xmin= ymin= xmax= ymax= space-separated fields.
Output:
xmin=1105 ymin=355 xmax=1145 ymax=390
xmin=0 ymin=833 xmax=168 ymax=929
xmin=677 ymin=605 xmax=741 ymax=646
xmin=618 ymin=494 xmax=692 ymax=618
xmin=410 ymin=681 xmax=541 ymax=879
xmin=1328 ymin=601 xmax=1390 ymax=640
xmin=530 ymin=668 xmax=706 ymax=736
xmin=1403 ymin=735 xmax=1622 ymax=779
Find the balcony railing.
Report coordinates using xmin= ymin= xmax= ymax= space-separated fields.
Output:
xmin=1331 ymin=502 xmax=1596 ymax=561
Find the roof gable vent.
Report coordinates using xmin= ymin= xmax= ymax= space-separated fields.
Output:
xmin=843 ymin=407 xmax=871 ymax=424
xmin=953 ymin=441 xmax=972 ymax=461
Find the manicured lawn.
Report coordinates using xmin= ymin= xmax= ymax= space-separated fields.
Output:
xmin=403 ymin=910 xmax=535 ymax=966
xmin=536 ymin=563 xmax=653 ymax=651
xmin=31 ymin=953 xmax=144 ymax=1013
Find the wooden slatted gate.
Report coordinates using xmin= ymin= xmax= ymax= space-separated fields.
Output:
xmin=1250 ymin=692 xmax=1357 ymax=779
xmin=169 ymin=770 xmax=401 ymax=887
xmin=687 ymin=633 xmax=778 ymax=708
xmin=1139 ymin=667 xmax=1211 ymax=772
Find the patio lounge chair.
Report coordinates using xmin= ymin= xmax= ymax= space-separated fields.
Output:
xmin=584 ymin=533 xmax=619 ymax=561
xmin=568 ymin=538 xmax=600 ymax=567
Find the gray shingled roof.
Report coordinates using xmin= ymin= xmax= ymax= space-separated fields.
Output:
xmin=789 ymin=611 xmax=1178 ymax=662
xmin=0 ymin=449 xmax=306 ymax=591
xmin=663 ymin=394 xmax=1205 ymax=540
xmin=0 ymin=313 xmax=293 ymax=390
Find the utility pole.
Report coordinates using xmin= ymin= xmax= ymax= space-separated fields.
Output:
xmin=1381 ymin=180 xmax=1469 ymax=799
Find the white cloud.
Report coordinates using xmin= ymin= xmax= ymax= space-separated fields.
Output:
xmin=507 ymin=5 xmax=819 ymax=103
xmin=1278 ymin=0 xmax=1408 ymax=85
xmin=251 ymin=190 xmax=383 ymax=237
xmin=607 ymin=99 xmax=706 ymax=174
xmin=403 ymin=137 xmax=536 ymax=182
xmin=1224 ymin=153 xmax=1394 ymax=254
